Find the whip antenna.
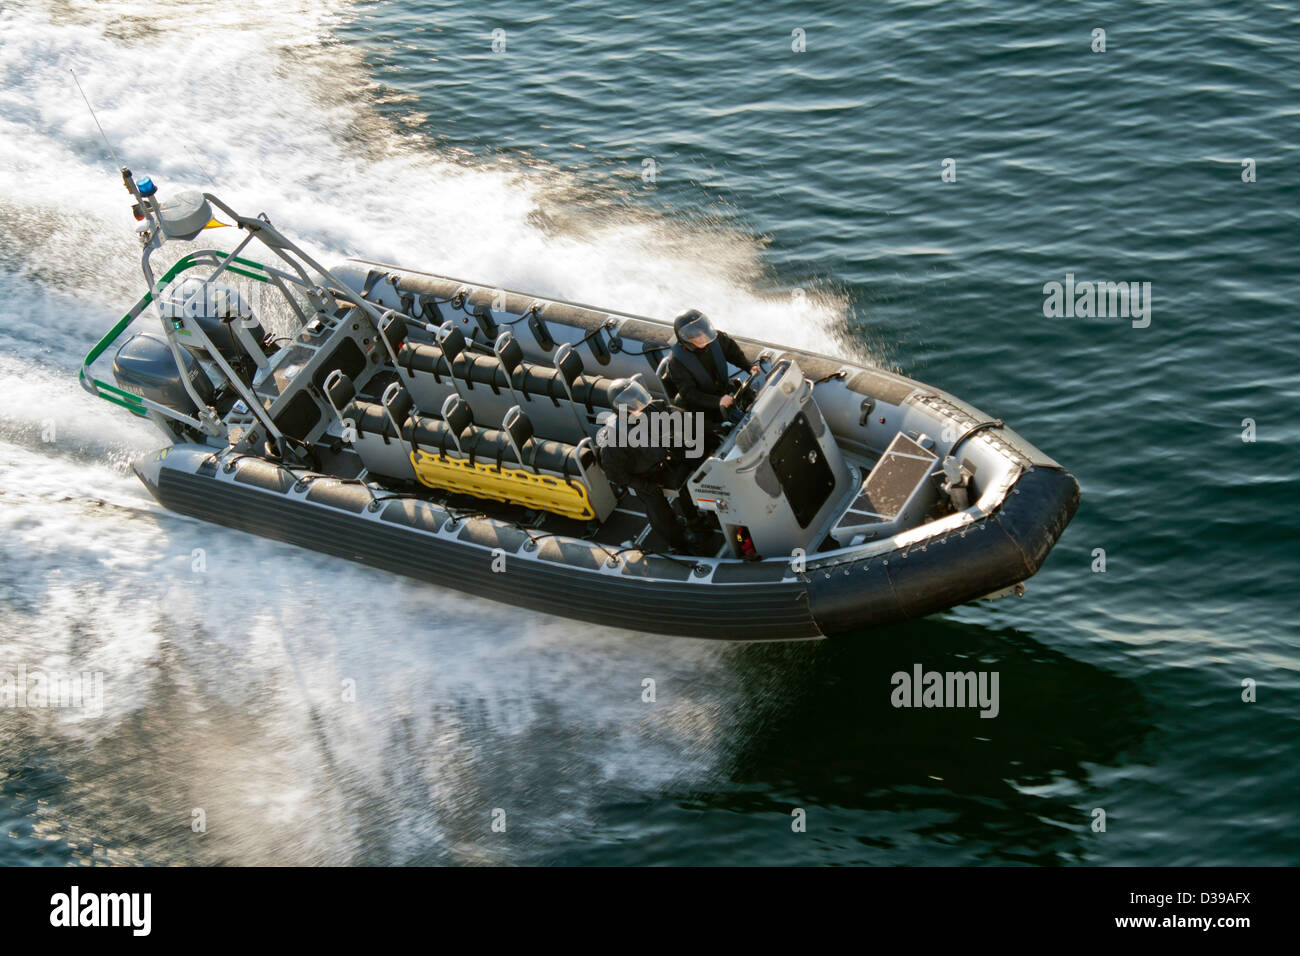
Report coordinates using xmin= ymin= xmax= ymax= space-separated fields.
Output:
xmin=69 ymin=69 xmax=123 ymax=170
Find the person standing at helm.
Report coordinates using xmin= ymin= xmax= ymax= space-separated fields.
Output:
xmin=597 ymin=377 xmax=708 ymax=554
xmin=666 ymin=309 xmax=758 ymax=425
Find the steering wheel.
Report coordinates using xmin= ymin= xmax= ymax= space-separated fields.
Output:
xmin=730 ymin=358 xmax=767 ymax=414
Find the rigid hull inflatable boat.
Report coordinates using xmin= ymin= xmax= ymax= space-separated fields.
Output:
xmin=81 ymin=172 xmax=1080 ymax=640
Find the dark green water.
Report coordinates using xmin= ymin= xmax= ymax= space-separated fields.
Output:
xmin=0 ymin=0 xmax=1296 ymax=865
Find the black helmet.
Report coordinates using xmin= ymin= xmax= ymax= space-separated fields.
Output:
xmin=673 ymin=309 xmax=716 ymax=346
xmin=609 ymin=376 xmax=653 ymax=414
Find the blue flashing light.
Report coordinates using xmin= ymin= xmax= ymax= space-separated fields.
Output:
xmin=138 ymin=177 xmax=157 ymax=197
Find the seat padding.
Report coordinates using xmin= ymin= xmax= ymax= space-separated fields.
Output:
xmin=397 ymin=342 xmax=619 ymax=408
xmin=339 ymin=399 xmax=401 ymax=441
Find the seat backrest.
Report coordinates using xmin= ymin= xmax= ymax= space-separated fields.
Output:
xmin=495 ymin=330 xmax=525 ymax=378
xmin=324 ymin=369 xmax=357 ymax=413
xmin=502 ymin=406 xmax=534 ymax=468
xmin=441 ymin=393 xmax=473 ymax=436
xmin=438 ymin=321 xmax=468 ymax=364
xmin=381 ymin=313 xmax=409 ymax=350
xmin=555 ymin=342 xmax=584 ymax=389
xmin=381 ymin=380 xmax=413 ymax=424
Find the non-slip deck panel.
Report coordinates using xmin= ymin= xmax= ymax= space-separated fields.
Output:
xmin=806 ymin=466 xmax=1081 ymax=635
xmin=154 ymin=465 xmax=820 ymax=639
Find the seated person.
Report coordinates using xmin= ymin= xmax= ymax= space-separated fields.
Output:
xmin=597 ymin=378 xmax=710 ymax=554
xmin=666 ymin=309 xmax=759 ymax=427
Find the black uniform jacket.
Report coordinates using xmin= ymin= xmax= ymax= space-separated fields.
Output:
xmin=598 ymin=399 xmax=681 ymax=495
xmin=666 ymin=331 xmax=749 ymax=416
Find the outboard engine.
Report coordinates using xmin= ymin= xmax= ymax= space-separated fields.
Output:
xmin=113 ymin=332 xmax=215 ymax=414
